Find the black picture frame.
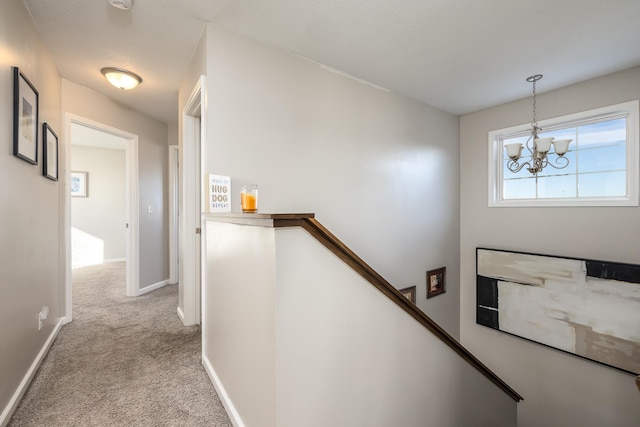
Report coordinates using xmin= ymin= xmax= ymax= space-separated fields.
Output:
xmin=427 ymin=267 xmax=446 ymax=299
xmin=43 ymin=123 xmax=58 ymax=181
xmin=13 ymin=67 xmax=39 ymax=164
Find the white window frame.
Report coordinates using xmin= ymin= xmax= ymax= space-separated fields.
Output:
xmin=488 ymin=100 xmax=639 ymax=207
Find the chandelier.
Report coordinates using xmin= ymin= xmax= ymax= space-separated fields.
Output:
xmin=504 ymin=75 xmax=572 ymax=174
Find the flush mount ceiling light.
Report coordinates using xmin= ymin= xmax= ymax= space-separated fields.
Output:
xmin=108 ymin=0 xmax=133 ymax=10
xmin=504 ymin=74 xmax=572 ymax=175
xmin=101 ymin=67 xmax=142 ymax=90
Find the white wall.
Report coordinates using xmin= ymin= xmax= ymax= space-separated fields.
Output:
xmin=61 ymin=80 xmax=170 ymax=289
xmin=168 ymin=122 xmax=179 ymax=147
xmin=274 ymin=227 xmax=516 ymax=427
xmin=0 ymin=0 xmax=63 ymax=422
xmin=204 ymin=220 xmax=277 ymax=427
xmin=460 ymin=66 xmax=640 ymax=427
xmin=71 ymin=145 xmax=126 ymax=265
xmin=203 ymin=218 xmax=517 ymax=427
xmin=196 ymin=26 xmax=461 ymax=336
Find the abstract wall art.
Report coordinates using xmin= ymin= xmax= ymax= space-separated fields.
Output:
xmin=476 ymin=248 xmax=640 ymax=375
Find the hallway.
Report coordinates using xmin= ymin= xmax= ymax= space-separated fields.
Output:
xmin=9 ymin=263 xmax=231 ymax=426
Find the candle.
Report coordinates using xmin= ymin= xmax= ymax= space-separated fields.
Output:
xmin=241 ymin=185 xmax=258 ymax=213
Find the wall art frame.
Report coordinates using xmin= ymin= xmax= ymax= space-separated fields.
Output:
xmin=398 ymin=286 xmax=416 ymax=303
xmin=427 ymin=267 xmax=446 ymax=298
xmin=71 ymin=171 xmax=88 ymax=197
xmin=476 ymin=247 xmax=640 ymax=375
xmin=13 ymin=66 xmax=39 ymax=165
xmin=43 ymin=123 xmax=58 ymax=181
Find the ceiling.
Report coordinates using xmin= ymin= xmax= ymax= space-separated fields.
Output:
xmin=23 ymin=0 xmax=640 ymax=124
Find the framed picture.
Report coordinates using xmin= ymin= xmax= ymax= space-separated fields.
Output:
xmin=71 ymin=171 xmax=88 ymax=197
xmin=43 ymin=123 xmax=58 ymax=181
xmin=477 ymin=247 xmax=640 ymax=375
xmin=13 ymin=67 xmax=39 ymax=164
xmin=427 ymin=267 xmax=446 ymax=298
xmin=398 ymin=286 xmax=416 ymax=303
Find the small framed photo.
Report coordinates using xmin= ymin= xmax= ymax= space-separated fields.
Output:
xmin=13 ymin=67 xmax=39 ymax=164
xmin=427 ymin=267 xmax=446 ymax=299
xmin=398 ymin=286 xmax=416 ymax=303
xmin=43 ymin=123 xmax=58 ymax=181
xmin=71 ymin=171 xmax=88 ymax=197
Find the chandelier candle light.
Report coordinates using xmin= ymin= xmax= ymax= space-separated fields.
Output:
xmin=504 ymin=74 xmax=572 ymax=175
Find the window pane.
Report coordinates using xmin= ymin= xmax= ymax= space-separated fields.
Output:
xmin=537 ymin=174 xmax=577 ymax=198
xmin=578 ymin=171 xmax=627 ymax=197
xmin=504 ymin=177 xmax=536 ymax=199
xmin=502 ymin=136 xmax=530 ymax=176
xmin=536 ymin=150 xmax=577 ymax=177
xmin=502 ymin=135 xmax=530 ymax=158
xmin=539 ymin=128 xmax=577 ymax=154
xmin=578 ymin=118 xmax=626 ymax=149
xmin=504 ymin=155 xmax=536 ymax=179
xmin=578 ymin=144 xmax=626 ymax=174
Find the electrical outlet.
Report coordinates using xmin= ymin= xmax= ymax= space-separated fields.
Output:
xmin=38 ymin=306 xmax=49 ymax=331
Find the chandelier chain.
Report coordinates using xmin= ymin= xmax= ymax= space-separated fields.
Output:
xmin=505 ymin=74 xmax=571 ymax=175
xmin=526 ymin=74 xmax=543 ymax=138
xmin=532 ymin=78 xmax=537 ymax=131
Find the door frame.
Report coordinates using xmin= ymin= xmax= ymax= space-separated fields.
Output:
xmin=180 ymin=75 xmax=206 ymax=326
xmin=63 ymin=113 xmax=140 ymax=322
xmin=168 ymin=144 xmax=179 ymax=285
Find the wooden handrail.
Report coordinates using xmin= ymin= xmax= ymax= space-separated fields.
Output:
xmin=297 ymin=218 xmax=522 ymax=402
xmin=208 ymin=213 xmax=523 ymax=402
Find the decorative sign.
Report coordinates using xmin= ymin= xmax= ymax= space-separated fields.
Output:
xmin=206 ymin=174 xmax=231 ymax=213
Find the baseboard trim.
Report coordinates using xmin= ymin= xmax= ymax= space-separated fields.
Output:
xmin=177 ymin=306 xmax=185 ymax=322
xmin=137 ymin=279 xmax=169 ymax=296
xmin=0 ymin=318 xmax=64 ymax=427
xmin=104 ymin=258 xmax=126 ymax=263
xmin=202 ymin=354 xmax=245 ymax=427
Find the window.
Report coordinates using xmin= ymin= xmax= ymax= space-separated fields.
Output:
xmin=489 ymin=100 xmax=639 ymax=207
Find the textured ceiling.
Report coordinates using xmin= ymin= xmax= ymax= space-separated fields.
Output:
xmin=23 ymin=0 xmax=640 ymax=124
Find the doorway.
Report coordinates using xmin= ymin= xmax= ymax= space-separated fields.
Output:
xmin=64 ymin=114 xmax=139 ymax=322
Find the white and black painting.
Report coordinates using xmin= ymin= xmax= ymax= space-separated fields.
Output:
xmin=476 ymin=248 xmax=640 ymax=375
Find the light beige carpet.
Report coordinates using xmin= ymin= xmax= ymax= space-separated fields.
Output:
xmin=9 ymin=262 xmax=232 ymax=427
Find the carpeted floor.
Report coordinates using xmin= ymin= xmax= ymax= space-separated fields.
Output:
xmin=9 ymin=262 xmax=232 ymax=427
